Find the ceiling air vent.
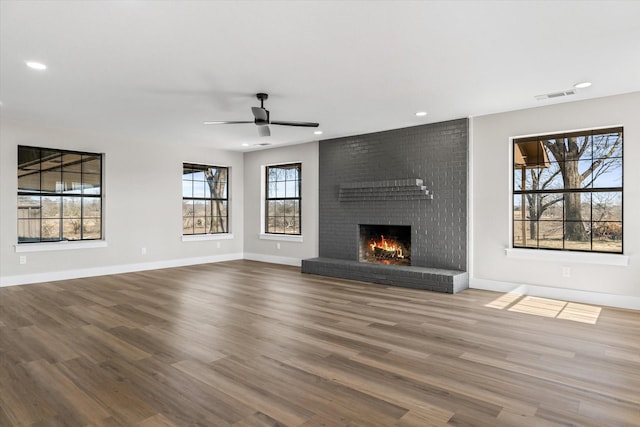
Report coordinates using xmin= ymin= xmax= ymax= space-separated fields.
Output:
xmin=535 ymin=89 xmax=577 ymax=101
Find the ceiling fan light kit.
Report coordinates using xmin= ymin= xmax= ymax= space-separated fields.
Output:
xmin=204 ymin=93 xmax=319 ymax=136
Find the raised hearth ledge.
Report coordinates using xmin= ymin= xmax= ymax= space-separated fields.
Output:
xmin=301 ymin=257 xmax=468 ymax=294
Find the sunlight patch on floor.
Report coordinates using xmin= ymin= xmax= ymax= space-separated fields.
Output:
xmin=556 ymin=302 xmax=602 ymax=324
xmin=485 ymin=293 xmax=601 ymax=324
xmin=484 ymin=292 xmax=523 ymax=309
xmin=508 ymin=296 xmax=567 ymax=318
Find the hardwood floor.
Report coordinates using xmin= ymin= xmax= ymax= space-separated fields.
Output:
xmin=1 ymin=260 xmax=638 ymax=426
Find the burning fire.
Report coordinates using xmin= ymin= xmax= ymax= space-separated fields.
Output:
xmin=369 ymin=235 xmax=404 ymax=259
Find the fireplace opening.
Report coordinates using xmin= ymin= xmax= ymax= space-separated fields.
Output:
xmin=359 ymin=224 xmax=411 ymax=266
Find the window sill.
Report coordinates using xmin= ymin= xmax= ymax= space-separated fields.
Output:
xmin=15 ymin=240 xmax=108 ymax=253
xmin=182 ymin=234 xmax=234 ymax=242
xmin=505 ymin=248 xmax=628 ymax=266
xmin=259 ymin=233 xmax=303 ymax=243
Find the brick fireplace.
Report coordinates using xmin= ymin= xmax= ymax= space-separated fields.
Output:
xmin=359 ymin=224 xmax=411 ymax=266
xmin=302 ymin=119 xmax=469 ymax=293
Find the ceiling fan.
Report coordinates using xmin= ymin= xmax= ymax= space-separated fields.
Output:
xmin=203 ymin=93 xmax=319 ymax=137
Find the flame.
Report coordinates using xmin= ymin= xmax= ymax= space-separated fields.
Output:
xmin=369 ymin=235 xmax=404 ymax=258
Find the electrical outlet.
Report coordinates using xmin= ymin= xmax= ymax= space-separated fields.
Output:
xmin=562 ymin=266 xmax=571 ymax=278
xmin=19 ymin=255 xmax=27 ymax=265
xmin=141 ymin=247 xmax=147 ymax=255
xmin=216 ymin=241 xmax=221 ymax=249
xmin=277 ymin=243 xmax=281 ymax=250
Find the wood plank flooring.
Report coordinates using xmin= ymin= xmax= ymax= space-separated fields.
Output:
xmin=0 ymin=260 xmax=638 ymax=426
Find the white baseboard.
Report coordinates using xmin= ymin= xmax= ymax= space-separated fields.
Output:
xmin=2 ymin=257 xmax=637 ymax=311
xmin=243 ymin=252 xmax=301 ymax=267
xmin=470 ymin=277 xmax=640 ymax=310
xmin=0 ymin=253 xmax=244 ymax=287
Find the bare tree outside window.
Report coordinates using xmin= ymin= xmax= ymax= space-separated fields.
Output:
xmin=265 ymin=163 xmax=301 ymax=235
xmin=513 ymin=127 xmax=622 ymax=253
xmin=182 ymin=164 xmax=229 ymax=235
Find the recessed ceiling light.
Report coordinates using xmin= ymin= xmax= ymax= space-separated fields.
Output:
xmin=314 ymin=130 xmax=323 ymax=135
xmin=25 ymin=61 xmax=47 ymax=70
xmin=241 ymin=143 xmax=249 ymax=147
xmin=574 ymin=81 xmax=592 ymax=89
xmin=415 ymin=111 xmax=428 ymax=117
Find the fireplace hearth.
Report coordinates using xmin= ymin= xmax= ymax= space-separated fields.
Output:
xmin=359 ymin=224 xmax=411 ymax=266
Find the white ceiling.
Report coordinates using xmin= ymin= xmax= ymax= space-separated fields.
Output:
xmin=1 ymin=1 xmax=639 ymax=152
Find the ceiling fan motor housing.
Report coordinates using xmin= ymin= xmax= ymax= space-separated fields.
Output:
xmin=255 ymin=93 xmax=270 ymax=125
xmin=254 ymin=112 xmax=270 ymax=126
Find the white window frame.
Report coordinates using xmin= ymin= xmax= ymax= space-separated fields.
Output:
xmin=507 ymin=126 xmax=628 ymax=266
xmin=259 ymin=162 xmax=303 ymax=242
xmin=181 ymin=162 xmax=231 ymax=238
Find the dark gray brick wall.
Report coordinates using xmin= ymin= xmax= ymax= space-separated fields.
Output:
xmin=318 ymin=118 xmax=468 ymax=271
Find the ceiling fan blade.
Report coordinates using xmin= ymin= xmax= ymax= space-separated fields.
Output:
xmin=203 ymin=121 xmax=253 ymax=125
xmin=251 ymin=107 xmax=270 ymax=124
xmin=271 ymin=120 xmax=319 ymax=128
xmin=258 ymin=125 xmax=271 ymax=137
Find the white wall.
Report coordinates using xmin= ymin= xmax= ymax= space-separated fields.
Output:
xmin=471 ymin=92 xmax=640 ymax=308
xmin=0 ymin=118 xmax=244 ymax=285
xmin=242 ymin=142 xmax=319 ymax=265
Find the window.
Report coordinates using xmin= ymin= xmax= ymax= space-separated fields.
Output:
xmin=265 ymin=163 xmax=301 ymax=235
xmin=182 ymin=163 xmax=228 ymax=235
xmin=18 ymin=146 xmax=103 ymax=243
xmin=513 ymin=127 xmax=622 ymax=253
